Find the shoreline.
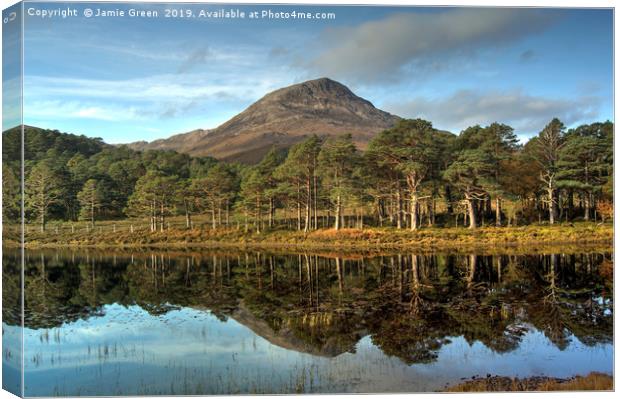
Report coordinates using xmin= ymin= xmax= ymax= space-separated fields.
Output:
xmin=442 ymin=372 xmax=613 ymax=392
xmin=4 ymin=223 xmax=613 ymax=253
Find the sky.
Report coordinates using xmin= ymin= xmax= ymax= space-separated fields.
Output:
xmin=12 ymin=2 xmax=614 ymax=143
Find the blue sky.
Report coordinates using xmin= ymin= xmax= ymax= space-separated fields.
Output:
xmin=17 ymin=3 xmax=613 ymax=143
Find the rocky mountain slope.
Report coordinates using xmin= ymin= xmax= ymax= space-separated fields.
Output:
xmin=127 ymin=78 xmax=399 ymax=163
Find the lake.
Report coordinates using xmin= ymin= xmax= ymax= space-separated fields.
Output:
xmin=2 ymin=248 xmax=613 ymax=395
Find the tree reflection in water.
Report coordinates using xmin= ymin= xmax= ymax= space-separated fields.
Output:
xmin=3 ymin=248 xmax=613 ymax=365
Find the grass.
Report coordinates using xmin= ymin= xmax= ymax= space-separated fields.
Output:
xmin=444 ymin=372 xmax=613 ymax=392
xmin=5 ymin=217 xmax=613 ymax=252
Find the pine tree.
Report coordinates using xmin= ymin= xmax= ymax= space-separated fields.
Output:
xmin=126 ymin=170 xmax=179 ymax=232
xmin=77 ymin=179 xmax=103 ymax=228
xmin=534 ymin=118 xmax=565 ymax=224
xmin=25 ymin=160 xmax=64 ymax=232
xmin=239 ymin=168 xmax=267 ymax=233
xmin=481 ymin=123 xmax=519 ymax=226
xmin=2 ymin=163 xmax=20 ymax=222
xmin=256 ymin=148 xmax=284 ymax=228
xmin=368 ymin=119 xmax=442 ymax=230
xmin=192 ymin=164 xmax=238 ymax=229
xmin=274 ymin=136 xmax=322 ymax=232
xmin=443 ymin=150 xmax=494 ymax=229
xmin=317 ymin=134 xmax=359 ymax=230
xmin=558 ymin=133 xmax=608 ymax=220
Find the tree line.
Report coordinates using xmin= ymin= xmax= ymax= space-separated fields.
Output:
xmin=1 ymin=118 xmax=613 ymax=233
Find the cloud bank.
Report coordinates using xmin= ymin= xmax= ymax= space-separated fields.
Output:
xmin=385 ymin=89 xmax=601 ymax=136
xmin=308 ymin=8 xmax=560 ymax=82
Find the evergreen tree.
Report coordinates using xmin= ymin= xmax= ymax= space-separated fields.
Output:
xmin=317 ymin=134 xmax=360 ymax=230
xmin=126 ymin=170 xmax=179 ymax=232
xmin=480 ymin=123 xmax=519 ymax=226
xmin=368 ymin=119 xmax=442 ymax=230
xmin=257 ymin=148 xmax=284 ymax=228
xmin=443 ymin=150 xmax=494 ymax=229
xmin=533 ymin=118 xmax=566 ymax=224
xmin=25 ymin=160 xmax=64 ymax=232
xmin=2 ymin=163 xmax=20 ymax=222
xmin=77 ymin=179 xmax=103 ymax=228
xmin=274 ymin=136 xmax=322 ymax=232
xmin=558 ymin=131 xmax=609 ymax=220
xmin=239 ymin=168 xmax=267 ymax=233
xmin=192 ymin=164 xmax=238 ymax=229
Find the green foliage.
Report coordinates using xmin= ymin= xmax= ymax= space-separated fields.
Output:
xmin=557 ymin=135 xmax=607 ymax=191
xmin=317 ymin=134 xmax=360 ymax=228
xmin=368 ymin=119 xmax=443 ymax=188
xmin=191 ymin=163 xmax=239 ymax=228
xmin=2 ymin=162 xmax=20 ymax=222
xmin=25 ymin=159 xmax=66 ymax=231
xmin=77 ymin=179 xmax=105 ymax=226
xmin=126 ymin=170 xmax=180 ymax=231
xmin=4 ymin=118 xmax=614 ymax=232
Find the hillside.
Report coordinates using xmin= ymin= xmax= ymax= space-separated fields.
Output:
xmin=127 ymin=78 xmax=400 ymax=163
xmin=2 ymin=125 xmax=108 ymax=165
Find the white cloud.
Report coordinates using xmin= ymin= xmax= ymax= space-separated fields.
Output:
xmin=25 ymin=64 xmax=292 ymax=103
xmin=308 ymin=8 xmax=560 ymax=82
xmin=384 ymin=89 xmax=601 ymax=136
xmin=23 ymin=68 xmax=296 ymax=124
xmin=25 ymin=100 xmax=144 ymax=122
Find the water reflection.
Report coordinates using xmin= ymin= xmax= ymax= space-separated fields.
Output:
xmin=2 ymin=249 xmax=614 ymax=395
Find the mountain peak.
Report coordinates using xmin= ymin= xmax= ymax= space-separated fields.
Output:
xmin=127 ymin=78 xmax=400 ymax=163
xmin=266 ymin=77 xmax=359 ymax=103
xmin=298 ymin=77 xmax=351 ymax=91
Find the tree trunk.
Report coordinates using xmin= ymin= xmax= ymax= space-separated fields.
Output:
xmin=466 ymin=194 xmax=477 ymax=229
xmin=91 ymin=198 xmax=95 ymax=228
xmin=359 ymin=207 xmax=364 ymax=229
xmin=495 ymin=197 xmax=501 ymax=227
xmin=151 ymin=201 xmax=156 ymax=232
xmin=160 ymin=202 xmax=165 ymax=232
xmin=396 ymin=190 xmax=402 ymax=229
xmin=226 ymin=201 xmax=230 ymax=227
xmin=313 ymin=171 xmax=318 ymax=230
xmin=268 ymin=197 xmax=274 ymax=228
xmin=444 ymin=185 xmax=453 ymax=215
xmin=304 ymin=177 xmax=311 ymax=232
xmin=428 ymin=199 xmax=435 ymax=227
xmin=256 ymin=194 xmax=261 ymax=233
xmin=297 ymin=195 xmax=302 ymax=231
xmin=218 ymin=201 xmax=222 ymax=226
xmin=584 ymin=192 xmax=591 ymax=221
xmin=410 ymin=192 xmax=418 ymax=231
xmin=335 ymin=194 xmax=341 ymax=230
xmin=547 ymin=187 xmax=556 ymax=225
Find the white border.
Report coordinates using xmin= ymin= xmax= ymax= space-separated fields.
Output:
xmin=0 ymin=1 xmax=616 ymax=399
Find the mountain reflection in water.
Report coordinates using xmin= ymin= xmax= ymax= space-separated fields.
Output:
xmin=2 ymin=249 xmax=613 ymax=395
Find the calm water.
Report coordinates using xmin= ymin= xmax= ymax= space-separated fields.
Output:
xmin=2 ymin=249 xmax=614 ymax=395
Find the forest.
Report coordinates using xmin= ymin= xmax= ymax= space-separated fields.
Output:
xmin=1 ymin=118 xmax=614 ymax=234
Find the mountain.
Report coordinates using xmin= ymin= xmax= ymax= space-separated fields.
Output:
xmin=127 ymin=78 xmax=400 ymax=163
xmin=229 ymin=302 xmax=363 ymax=358
xmin=125 ymin=128 xmax=211 ymax=153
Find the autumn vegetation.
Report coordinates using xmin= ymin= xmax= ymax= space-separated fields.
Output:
xmin=444 ymin=372 xmax=613 ymax=392
xmin=2 ymin=118 xmax=613 ymax=247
